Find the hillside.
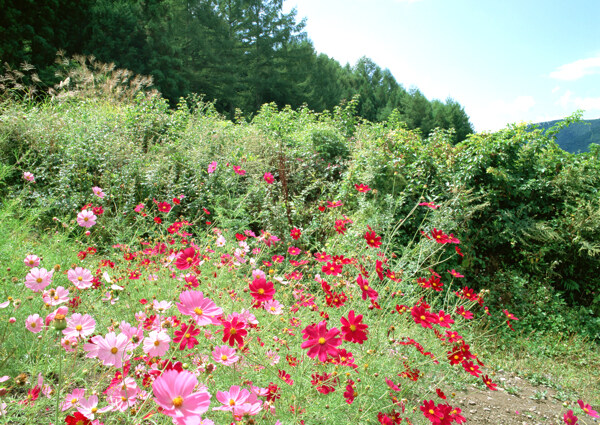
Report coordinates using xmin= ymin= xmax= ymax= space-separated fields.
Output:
xmin=533 ymin=118 xmax=600 ymax=153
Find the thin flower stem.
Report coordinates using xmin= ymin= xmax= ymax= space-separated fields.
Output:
xmin=54 ymin=339 xmax=63 ymax=425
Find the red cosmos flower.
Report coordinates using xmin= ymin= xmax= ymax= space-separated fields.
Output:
xmin=233 ymin=165 xmax=246 ymax=175
xmin=288 ymin=246 xmax=302 ymax=256
xmin=314 ymin=252 xmax=331 ymax=262
xmin=173 ymin=322 xmax=200 ymax=350
xmin=278 ymin=369 xmax=294 ymax=385
xmin=235 ymin=233 xmax=247 ymax=241
xmin=364 ymin=227 xmax=382 ymax=248
xmin=462 ymin=360 xmax=482 ymax=377
xmin=578 ymin=400 xmax=599 ymax=418
xmin=503 ymin=309 xmax=519 ymax=321
xmin=77 ymin=251 xmax=87 ymax=260
xmin=311 ymin=372 xmax=337 ymax=394
xmin=436 ymin=310 xmax=455 ymax=328
xmin=263 ymin=172 xmax=275 ymax=184
xmin=355 ymin=183 xmax=371 ymax=193
xmin=455 ymin=246 xmax=464 ymax=256
xmin=385 ymin=377 xmax=401 ymax=392
xmin=420 ymin=400 xmax=438 ymax=422
xmin=290 ymin=227 xmax=302 ymax=240
xmin=445 ymin=331 xmax=462 ymax=343
xmin=343 ymin=379 xmax=356 ymax=404
xmin=327 ymin=200 xmax=343 ymax=208
xmin=157 ymin=201 xmax=172 ymax=213
xmin=564 ymin=410 xmax=579 ymax=425
xmin=272 ymin=255 xmax=284 ymax=263
xmin=482 ymin=375 xmax=498 ymax=391
xmin=358 ymin=274 xmax=378 ymax=302
xmin=447 ymin=269 xmax=464 ymax=278
xmin=65 ymin=412 xmax=92 ymax=425
xmin=325 ymin=291 xmax=348 ymax=308
xmin=430 ymin=228 xmax=449 ymax=244
xmin=340 ymin=310 xmax=369 ymax=344
xmin=300 ymin=321 xmax=342 ymax=362
xmin=436 ymin=388 xmax=447 ymax=399
xmin=154 ymin=216 xmax=162 ymax=224
xmin=175 ymin=246 xmax=199 ymax=270
xmin=222 ymin=317 xmax=247 ymax=347
xmin=456 ymin=305 xmax=473 ymax=319
xmin=249 ymin=277 xmax=275 ymax=302
xmin=172 ymin=197 xmax=181 ymax=204
xmin=334 ymin=219 xmax=347 ymax=235
xmin=419 ymin=201 xmax=440 ymax=209
xmin=411 ymin=305 xmax=437 ymax=329
xmin=322 ymin=261 xmax=342 ymax=276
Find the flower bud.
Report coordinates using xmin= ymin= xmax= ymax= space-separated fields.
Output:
xmin=53 ymin=313 xmax=67 ymax=331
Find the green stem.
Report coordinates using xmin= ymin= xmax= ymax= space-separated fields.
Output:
xmin=54 ymin=340 xmax=63 ymax=425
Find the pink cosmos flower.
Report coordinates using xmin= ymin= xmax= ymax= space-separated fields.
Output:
xmin=134 ymin=203 xmax=145 ymax=213
xmin=23 ymin=171 xmax=35 ymax=182
xmin=153 ymin=300 xmax=172 ymax=313
xmin=106 ymin=376 xmax=139 ymax=412
xmin=23 ymin=254 xmax=41 ymax=268
xmin=42 ymin=286 xmax=70 ymax=306
xmin=25 ymin=267 xmax=54 ymax=292
xmin=77 ymin=394 xmax=112 ymax=420
xmin=92 ymin=186 xmax=105 ymax=198
xmin=25 ymin=314 xmax=43 ymax=333
xmin=212 ymin=345 xmax=239 ymax=366
xmin=63 ymin=313 xmax=96 ymax=340
xmin=263 ymin=300 xmax=283 ymax=315
xmin=61 ymin=388 xmax=85 ymax=411
xmin=119 ymin=321 xmax=144 ymax=349
xmin=85 ymin=332 xmax=130 ymax=368
xmin=61 ymin=336 xmax=78 ymax=352
xmin=143 ymin=330 xmax=171 ymax=357
xmin=67 ymin=267 xmax=94 ymax=290
xmin=208 ymin=161 xmax=217 ymax=174
xmin=176 ymin=290 xmax=223 ymax=326
xmin=152 ymin=370 xmax=211 ymax=419
xmin=77 ymin=209 xmax=97 ymax=228
xmin=213 ymin=385 xmax=251 ymax=413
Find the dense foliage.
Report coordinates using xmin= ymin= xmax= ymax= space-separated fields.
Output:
xmin=0 ymin=0 xmax=473 ymax=142
xmin=0 ymin=72 xmax=598 ymax=342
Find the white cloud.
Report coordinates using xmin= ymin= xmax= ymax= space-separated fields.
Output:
xmin=551 ymin=86 xmax=560 ymax=94
xmin=471 ymin=95 xmax=536 ymax=132
xmin=550 ymin=55 xmax=600 ymax=81
xmin=555 ymin=90 xmax=600 ymax=113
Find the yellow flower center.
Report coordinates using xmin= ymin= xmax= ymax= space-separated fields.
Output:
xmin=78 ymin=276 xmax=83 ymax=281
xmin=185 ymin=333 xmax=191 ymax=339
xmin=172 ymin=396 xmax=184 ymax=407
xmin=349 ymin=325 xmax=356 ymax=332
xmin=230 ymin=328 xmax=237 ymax=335
xmin=154 ymin=340 xmax=160 ymax=346
xmin=194 ymin=307 xmax=203 ymax=315
xmin=84 ymin=217 xmax=89 ymax=222
xmin=221 ymin=355 xmax=228 ymax=361
xmin=36 ymin=277 xmax=43 ymax=283
xmin=258 ymin=288 xmax=265 ymax=294
xmin=31 ymin=322 xmax=36 ymax=328
xmin=91 ymin=407 xmax=97 ymax=413
xmin=110 ymin=347 xmax=118 ymax=354
xmin=71 ymin=398 xmax=78 ymax=404
xmin=318 ymin=337 xmax=326 ymax=345
xmin=229 ymin=399 xmax=236 ymax=406
xmin=75 ymin=325 xmax=82 ymax=331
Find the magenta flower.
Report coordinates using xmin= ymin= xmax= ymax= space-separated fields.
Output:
xmin=208 ymin=161 xmax=217 ymax=174
xmin=25 ymin=267 xmax=54 ymax=292
xmin=23 ymin=254 xmax=40 ymax=268
xmin=300 ymin=321 xmax=342 ymax=362
xmin=212 ymin=345 xmax=239 ymax=366
xmin=77 ymin=209 xmax=97 ymax=228
xmin=67 ymin=267 xmax=94 ymax=290
xmin=63 ymin=313 xmax=96 ymax=340
xmin=578 ymin=400 xmax=599 ymax=418
xmin=25 ymin=314 xmax=43 ymax=333
xmin=176 ymin=290 xmax=223 ymax=326
xmin=174 ymin=323 xmax=200 ymax=350
xmin=23 ymin=171 xmax=35 ymax=182
xmin=263 ymin=172 xmax=274 ymax=184
xmin=153 ymin=370 xmax=211 ymax=419
xmin=564 ymin=410 xmax=579 ymax=424
xmin=143 ymin=330 xmax=171 ymax=357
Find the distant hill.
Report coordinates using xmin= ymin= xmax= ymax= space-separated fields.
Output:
xmin=532 ymin=118 xmax=600 ymax=153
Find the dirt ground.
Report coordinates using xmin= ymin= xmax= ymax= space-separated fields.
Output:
xmin=451 ymin=371 xmax=597 ymax=425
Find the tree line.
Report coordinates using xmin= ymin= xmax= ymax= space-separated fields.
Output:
xmin=0 ymin=0 xmax=473 ymax=141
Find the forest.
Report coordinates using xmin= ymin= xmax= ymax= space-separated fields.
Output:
xmin=0 ymin=0 xmax=474 ymax=142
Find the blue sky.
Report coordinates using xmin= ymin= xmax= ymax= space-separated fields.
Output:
xmin=282 ymin=0 xmax=600 ymax=132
